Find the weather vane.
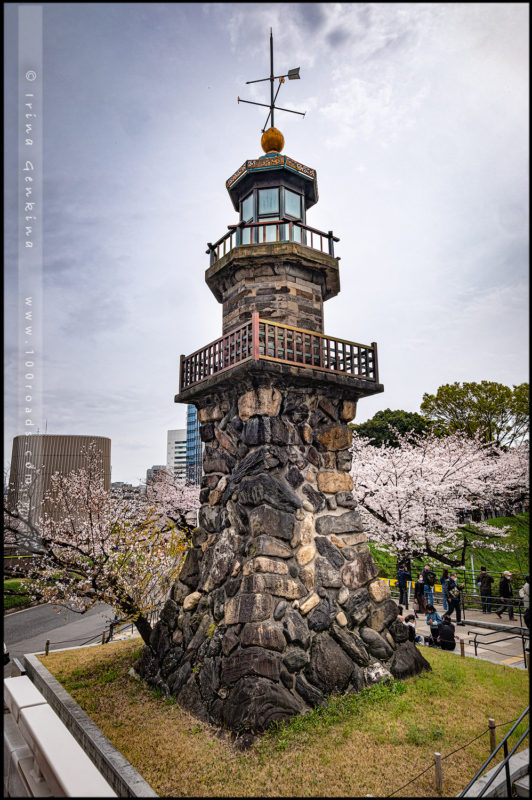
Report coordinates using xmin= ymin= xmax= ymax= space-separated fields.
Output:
xmin=238 ymin=29 xmax=305 ymax=148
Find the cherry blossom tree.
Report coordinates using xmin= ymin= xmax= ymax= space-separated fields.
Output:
xmin=3 ymin=446 xmax=200 ymax=645
xmin=350 ymin=429 xmax=529 ymax=568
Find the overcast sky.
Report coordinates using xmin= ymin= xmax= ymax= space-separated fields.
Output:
xmin=4 ymin=3 xmax=529 ymax=484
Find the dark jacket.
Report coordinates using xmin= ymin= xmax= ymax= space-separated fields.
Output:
xmin=446 ymin=577 xmax=463 ymax=600
xmin=499 ymin=577 xmax=513 ymax=598
xmin=438 ymin=620 xmax=456 ymax=644
xmin=477 ymin=571 xmax=494 ymax=593
xmin=422 ymin=568 xmax=436 ymax=587
xmin=397 ymin=569 xmax=411 ymax=588
xmin=414 ymin=580 xmax=425 ymax=598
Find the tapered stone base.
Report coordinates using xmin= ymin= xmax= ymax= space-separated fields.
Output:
xmin=136 ymin=376 xmax=430 ymax=738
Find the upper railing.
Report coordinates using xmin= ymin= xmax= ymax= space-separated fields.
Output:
xmin=206 ymin=218 xmax=340 ymax=267
xmin=179 ymin=313 xmax=379 ymax=392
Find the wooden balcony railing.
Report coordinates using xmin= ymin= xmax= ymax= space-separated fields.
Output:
xmin=179 ymin=313 xmax=379 ymax=391
xmin=206 ymin=219 xmax=339 ymax=266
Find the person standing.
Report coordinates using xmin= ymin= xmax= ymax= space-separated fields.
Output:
xmin=476 ymin=566 xmax=494 ymax=613
xmin=519 ymin=575 xmax=529 ymax=629
xmin=397 ymin=565 xmax=411 ymax=608
xmin=422 ymin=564 xmax=436 ymax=606
xmin=446 ymin=572 xmax=465 ymax=625
xmin=495 ymin=571 xmax=515 ymax=620
xmin=441 ymin=568 xmax=450 ymax=612
xmin=414 ymin=573 xmax=426 ymax=617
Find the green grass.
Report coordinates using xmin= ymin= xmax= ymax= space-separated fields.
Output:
xmin=368 ymin=513 xmax=529 ymax=581
xmin=39 ymin=638 xmax=529 ymax=797
xmin=3 ymin=578 xmax=32 ymax=611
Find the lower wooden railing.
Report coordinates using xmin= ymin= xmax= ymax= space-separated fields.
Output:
xmin=179 ymin=314 xmax=379 ymax=391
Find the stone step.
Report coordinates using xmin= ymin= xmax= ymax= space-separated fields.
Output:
xmin=513 ymin=773 xmax=529 ymax=797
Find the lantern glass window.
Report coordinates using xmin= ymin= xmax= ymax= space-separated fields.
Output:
xmin=258 ymin=188 xmax=279 ymax=216
xmin=285 ymin=189 xmax=301 ymax=219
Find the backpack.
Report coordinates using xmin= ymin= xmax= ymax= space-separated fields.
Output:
xmin=427 ymin=572 xmax=436 ymax=587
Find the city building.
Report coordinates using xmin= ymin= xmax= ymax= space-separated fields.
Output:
xmin=166 ymin=429 xmax=187 ymax=480
xmin=186 ymin=404 xmax=203 ymax=485
xmin=146 ymin=465 xmax=166 ymax=484
xmin=7 ymin=434 xmax=111 ymax=528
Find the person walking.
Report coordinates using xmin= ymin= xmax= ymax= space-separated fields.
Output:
xmin=441 ymin=568 xmax=450 ymax=612
xmin=414 ymin=573 xmax=426 ymax=617
xmin=397 ymin=564 xmax=411 ymax=608
xmin=476 ymin=566 xmax=494 ymax=613
xmin=446 ymin=572 xmax=465 ymax=626
xmin=519 ymin=575 xmax=529 ymax=629
xmin=495 ymin=571 xmax=515 ymax=620
xmin=422 ymin=564 xmax=437 ymax=606
xmin=437 ymin=614 xmax=457 ymax=651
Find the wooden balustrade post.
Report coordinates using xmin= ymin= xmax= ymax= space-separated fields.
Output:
xmin=460 ymin=638 xmax=465 ymax=658
xmin=371 ymin=342 xmax=379 ymax=384
xmin=488 ymin=718 xmax=496 ymax=753
xmin=328 ymin=231 xmax=335 ymax=256
xmin=252 ymin=313 xmax=260 ymax=361
xmin=434 ymin=753 xmax=443 ymax=794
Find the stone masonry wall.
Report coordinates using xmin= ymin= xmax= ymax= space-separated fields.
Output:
xmin=136 ymin=379 xmax=430 ymax=741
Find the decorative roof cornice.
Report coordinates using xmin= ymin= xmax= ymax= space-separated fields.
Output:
xmin=226 ymin=154 xmax=316 ymax=189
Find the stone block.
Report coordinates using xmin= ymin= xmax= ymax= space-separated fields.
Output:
xmin=359 ymin=626 xmax=394 ymax=659
xmin=338 ymin=532 xmax=367 ymax=546
xmin=198 ymin=405 xmax=224 ymax=423
xmin=214 ymin=428 xmax=238 ymax=455
xmin=282 ymin=609 xmax=311 ymax=649
xmin=314 ymin=556 xmax=342 ymax=588
xmin=222 ymin=676 xmax=303 ymax=733
xmin=330 ymin=623 xmax=371 ymax=666
xmin=315 ymin=425 xmax=353 ymax=451
xmin=336 ymin=449 xmax=353 ymax=471
xmin=242 ymin=573 xmax=306 ymax=599
xmin=249 ymin=536 xmax=293 ymax=559
xmin=249 ymin=503 xmax=295 ymax=540
xmin=368 ymin=579 xmax=391 ymax=603
xmin=314 ymin=536 xmax=345 ymax=569
xmin=299 ymin=565 xmax=315 ymax=592
xmin=240 ymin=476 xmax=302 ymax=512
xmin=336 ymin=612 xmax=347 ymax=627
xmin=238 ymin=387 xmax=282 ymax=420
xmin=364 ymin=662 xmax=393 ymax=687
xmin=305 ymin=633 xmax=355 ymax=693
xmin=291 ymin=512 xmax=314 ymax=547
xmin=315 ymin=510 xmax=364 ymax=536
xmin=368 ymin=599 xmax=399 ymax=632
xmin=283 ymin=648 xmax=309 ymax=672
xmin=241 ymin=622 xmax=286 ymax=652
xmin=341 ymin=551 xmax=379 ymax=590
xmin=316 ymin=472 xmax=353 ymax=493
xmin=295 ymin=543 xmax=315 ymax=567
xmin=221 ymin=646 xmax=281 ymax=684
xmin=224 ymin=593 xmax=273 ymax=624
xmin=183 ymin=592 xmax=201 ymax=611
xmin=299 ymin=592 xmax=320 ymax=615
xmin=242 ymin=557 xmax=289 ymax=576
xmin=340 ymin=401 xmax=357 ymax=422
xmin=390 ymin=642 xmax=431 ymax=679
xmin=295 ymin=675 xmax=325 ymax=708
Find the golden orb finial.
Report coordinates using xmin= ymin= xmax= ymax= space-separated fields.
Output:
xmin=261 ymin=127 xmax=284 ymax=153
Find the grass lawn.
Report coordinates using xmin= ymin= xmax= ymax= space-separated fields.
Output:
xmin=39 ymin=638 xmax=529 ymax=797
xmin=368 ymin=513 xmax=530 ymax=581
xmin=4 ymin=578 xmax=32 ymax=611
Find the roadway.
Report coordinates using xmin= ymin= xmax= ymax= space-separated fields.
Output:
xmin=4 ymin=602 xmax=114 ymax=678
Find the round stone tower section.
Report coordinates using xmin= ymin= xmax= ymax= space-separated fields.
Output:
xmin=136 ymin=376 xmax=430 ymax=740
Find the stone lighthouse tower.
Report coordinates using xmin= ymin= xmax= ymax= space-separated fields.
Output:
xmin=137 ymin=40 xmax=429 ymax=740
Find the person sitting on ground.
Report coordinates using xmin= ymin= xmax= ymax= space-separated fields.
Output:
xmin=425 ymin=603 xmax=443 ymax=646
xmin=404 ymin=614 xmax=422 ymax=644
xmin=437 ymin=614 xmax=456 ymax=651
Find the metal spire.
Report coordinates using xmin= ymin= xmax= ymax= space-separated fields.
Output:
xmin=238 ymin=29 xmax=305 ymax=133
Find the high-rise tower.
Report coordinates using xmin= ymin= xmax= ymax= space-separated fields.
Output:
xmin=138 ymin=37 xmax=429 ymax=739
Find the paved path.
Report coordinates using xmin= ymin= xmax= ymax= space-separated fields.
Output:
xmin=406 ymin=601 xmax=529 ymax=669
xmin=4 ymin=602 xmax=114 ymax=678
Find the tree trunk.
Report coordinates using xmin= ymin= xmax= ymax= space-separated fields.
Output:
xmin=133 ymin=613 xmax=153 ymax=647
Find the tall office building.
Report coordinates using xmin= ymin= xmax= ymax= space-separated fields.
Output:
xmin=186 ymin=404 xmax=203 ymax=485
xmin=7 ymin=434 xmax=111 ymax=529
xmin=146 ymin=465 xmax=166 ymax=484
xmin=166 ymin=429 xmax=187 ymax=480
